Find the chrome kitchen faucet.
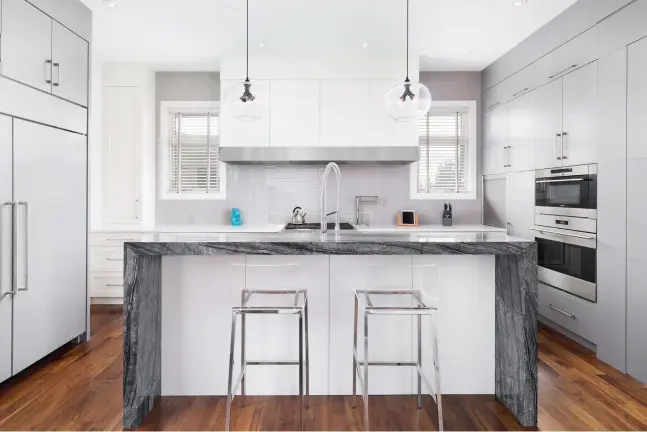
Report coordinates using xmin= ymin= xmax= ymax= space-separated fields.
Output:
xmin=320 ymin=162 xmax=341 ymax=234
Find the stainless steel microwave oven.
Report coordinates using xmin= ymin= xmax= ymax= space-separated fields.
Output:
xmin=535 ymin=164 xmax=597 ymax=219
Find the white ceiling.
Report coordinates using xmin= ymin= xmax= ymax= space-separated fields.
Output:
xmin=83 ymin=0 xmax=578 ymax=71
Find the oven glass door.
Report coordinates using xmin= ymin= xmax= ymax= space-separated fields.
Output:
xmin=536 ymin=237 xmax=596 ymax=284
xmin=535 ymin=175 xmax=597 ymax=209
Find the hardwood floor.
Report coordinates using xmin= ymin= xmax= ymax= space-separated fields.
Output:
xmin=0 ymin=305 xmax=645 ymax=431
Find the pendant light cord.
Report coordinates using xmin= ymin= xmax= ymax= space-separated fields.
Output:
xmin=246 ymin=0 xmax=249 ymax=81
xmin=406 ymin=0 xmax=409 ymax=81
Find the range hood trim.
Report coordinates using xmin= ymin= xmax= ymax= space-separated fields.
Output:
xmin=220 ymin=146 xmax=420 ymax=165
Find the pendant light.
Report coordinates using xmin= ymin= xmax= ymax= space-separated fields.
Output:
xmin=385 ymin=0 xmax=432 ymax=121
xmin=231 ymin=0 xmax=264 ymax=120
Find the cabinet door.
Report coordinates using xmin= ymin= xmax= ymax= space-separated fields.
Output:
xmin=507 ymin=92 xmax=535 ymax=172
xmin=562 ymin=61 xmax=598 ymax=165
xmin=369 ymin=80 xmax=417 ymax=147
xmin=627 ymin=158 xmax=647 ymax=384
xmin=0 ymin=116 xmax=12 ymax=383
xmin=51 ymin=21 xmax=89 ymax=107
xmin=269 ymin=80 xmax=319 ymax=147
xmin=102 ymin=87 xmax=142 ymax=226
xmin=628 ymin=36 xmax=647 ymax=161
xmin=482 ymin=175 xmax=507 ymax=229
xmin=482 ymin=106 xmax=507 ymax=175
xmin=12 ymin=120 xmax=87 ymax=375
xmin=507 ymin=170 xmax=535 ymax=240
xmin=533 ymin=79 xmax=563 ymax=169
xmin=0 ymin=0 xmax=53 ymax=93
xmin=219 ymin=80 xmax=270 ymax=147
xmin=320 ymin=80 xmax=370 ymax=147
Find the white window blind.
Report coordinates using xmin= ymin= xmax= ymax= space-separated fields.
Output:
xmin=418 ymin=110 xmax=468 ymax=194
xmin=168 ymin=111 xmax=220 ymax=194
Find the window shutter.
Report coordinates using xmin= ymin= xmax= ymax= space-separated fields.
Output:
xmin=168 ymin=111 xmax=220 ymax=194
xmin=418 ymin=110 xmax=468 ymax=194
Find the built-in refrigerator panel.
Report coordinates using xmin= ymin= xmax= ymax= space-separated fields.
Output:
xmin=482 ymin=174 xmax=508 ymax=231
xmin=0 ymin=115 xmax=13 ymax=383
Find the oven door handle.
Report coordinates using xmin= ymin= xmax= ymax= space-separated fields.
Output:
xmin=531 ymin=228 xmax=595 ymax=240
xmin=535 ymin=178 xmax=585 ymax=183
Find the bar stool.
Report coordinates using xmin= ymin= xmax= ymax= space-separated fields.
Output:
xmin=225 ymin=262 xmax=310 ymax=431
xmin=352 ymin=262 xmax=443 ymax=431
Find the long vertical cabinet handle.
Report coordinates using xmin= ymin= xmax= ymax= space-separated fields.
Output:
xmin=53 ymin=63 xmax=61 ymax=87
xmin=17 ymin=202 xmax=28 ymax=292
xmin=556 ymin=134 xmax=563 ymax=160
xmin=562 ymin=132 xmax=568 ymax=160
xmin=45 ymin=60 xmax=53 ymax=85
xmin=1 ymin=203 xmax=17 ymax=298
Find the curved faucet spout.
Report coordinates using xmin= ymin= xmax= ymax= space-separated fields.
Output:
xmin=320 ymin=162 xmax=342 ymax=234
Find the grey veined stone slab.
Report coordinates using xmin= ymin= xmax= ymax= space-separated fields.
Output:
xmin=123 ymin=235 xmax=538 ymax=428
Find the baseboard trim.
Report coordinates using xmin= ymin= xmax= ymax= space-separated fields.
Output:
xmin=538 ymin=315 xmax=596 ymax=351
xmin=91 ymin=297 xmax=124 ymax=305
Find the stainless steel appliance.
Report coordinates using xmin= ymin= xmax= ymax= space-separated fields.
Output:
xmin=534 ymin=164 xmax=597 ymax=302
xmin=535 ymin=164 xmax=597 ymax=219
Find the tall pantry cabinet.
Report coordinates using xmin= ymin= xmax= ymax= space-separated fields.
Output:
xmin=0 ymin=0 xmax=91 ymax=383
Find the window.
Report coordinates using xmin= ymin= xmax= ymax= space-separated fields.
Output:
xmin=159 ymin=102 xmax=226 ymax=200
xmin=411 ymin=101 xmax=477 ymax=200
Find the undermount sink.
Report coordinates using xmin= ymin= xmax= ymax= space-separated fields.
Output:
xmin=284 ymin=223 xmax=356 ymax=231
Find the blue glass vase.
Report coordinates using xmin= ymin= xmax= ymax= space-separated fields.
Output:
xmin=231 ymin=208 xmax=243 ymax=226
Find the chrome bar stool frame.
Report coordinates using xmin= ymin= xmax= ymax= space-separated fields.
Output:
xmin=225 ymin=288 xmax=310 ymax=431
xmin=352 ymin=289 xmax=443 ymax=431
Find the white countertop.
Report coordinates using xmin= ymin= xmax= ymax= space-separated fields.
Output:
xmin=355 ymin=224 xmax=506 ymax=233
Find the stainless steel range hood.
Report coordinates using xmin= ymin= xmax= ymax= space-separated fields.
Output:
xmin=219 ymin=146 xmax=419 ymax=165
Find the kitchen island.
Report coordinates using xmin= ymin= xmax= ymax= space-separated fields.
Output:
xmin=123 ymin=231 xmax=538 ymax=428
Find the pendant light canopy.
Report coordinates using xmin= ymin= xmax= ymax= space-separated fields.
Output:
xmin=385 ymin=0 xmax=432 ymax=121
xmin=231 ymin=0 xmax=264 ymax=120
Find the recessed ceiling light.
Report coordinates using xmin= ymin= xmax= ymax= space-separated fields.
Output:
xmin=513 ymin=0 xmax=528 ymax=6
xmin=258 ymin=42 xmax=265 ymax=48
xmin=361 ymin=42 xmax=368 ymax=48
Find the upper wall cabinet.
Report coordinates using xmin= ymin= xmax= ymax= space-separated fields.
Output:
xmin=628 ymin=36 xmax=647 ymax=161
xmin=0 ymin=0 xmax=89 ymax=106
xmin=320 ymin=80 xmax=370 ymax=147
xmin=220 ymin=79 xmax=270 ymax=148
xmin=598 ymin=0 xmax=647 ymax=59
xmin=534 ymin=27 xmax=598 ymax=89
xmin=51 ymin=21 xmax=89 ymax=107
xmin=269 ymin=80 xmax=319 ymax=147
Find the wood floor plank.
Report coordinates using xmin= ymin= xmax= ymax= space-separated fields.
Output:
xmin=0 ymin=308 xmax=646 ymax=431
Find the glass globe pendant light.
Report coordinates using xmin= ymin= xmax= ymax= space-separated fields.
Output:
xmin=231 ymin=0 xmax=264 ymax=120
xmin=385 ymin=0 xmax=432 ymax=121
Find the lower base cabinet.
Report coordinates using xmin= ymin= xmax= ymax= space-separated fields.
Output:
xmin=538 ymin=283 xmax=597 ymax=344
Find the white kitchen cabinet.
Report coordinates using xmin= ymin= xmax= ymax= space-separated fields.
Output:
xmin=597 ymin=0 xmax=647 ymax=60
xmin=538 ymin=283 xmax=597 ymax=343
xmin=507 ymin=171 xmax=535 ymax=240
xmin=628 ymin=36 xmax=647 ymax=161
xmin=534 ymin=27 xmax=598 ymax=89
xmin=482 ymin=174 xmax=507 ymax=230
xmin=0 ymin=115 xmax=12 ymax=384
xmin=483 ymin=85 xmax=502 ymax=112
xmin=320 ymin=80 xmax=370 ymax=147
xmin=500 ymin=65 xmax=536 ymax=104
xmin=269 ymin=80 xmax=319 ymax=147
xmin=482 ymin=106 xmax=508 ymax=175
xmin=533 ymin=79 xmax=563 ymax=169
xmin=0 ymin=0 xmax=53 ymax=93
xmin=562 ymin=61 xmax=598 ymax=166
xmin=626 ymin=158 xmax=647 ymax=384
xmin=507 ymin=93 xmax=535 ymax=172
xmin=12 ymin=120 xmax=87 ymax=374
xmin=102 ymin=86 xmax=142 ymax=226
xmin=51 ymin=21 xmax=89 ymax=107
xmin=369 ymin=80 xmax=417 ymax=147
xmin=219 ymin=80 xmax=270 ymax=148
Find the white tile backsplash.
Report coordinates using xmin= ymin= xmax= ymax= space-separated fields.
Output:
xmin=155 ymin=164 xmax=482 ymax=226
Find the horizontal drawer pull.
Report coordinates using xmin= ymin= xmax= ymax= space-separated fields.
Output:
xmin=548 ymin=64 xmax=577 ymax=80
xmin=106 ymin=238 xmax=135 ymax=242
xmin=548 ymin=304 xmax=576 ymax=319
xmin=531 ymin=228 xmax=594 ymax=240
xmin=105 ymin=258 xmax=123 ymax=262
xmin=512 ymin=88 xmax=529 ymax=98
xmin=106 ymin=284 xmax=124 ymax=288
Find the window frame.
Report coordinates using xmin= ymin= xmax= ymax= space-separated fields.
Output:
xmin=158 ymin=101 xmax=226 ymax=201
xmin=410 ymin=100 xmax=478 ymax=200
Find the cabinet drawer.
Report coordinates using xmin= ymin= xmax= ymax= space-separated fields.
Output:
xmin=90 ymin=247 xmax=124 ymax=272
xmin=89 ymin=273 xmax=123 ymax=298
xmin=501 ymin=65 xmax=536 ymax=103
xmin=538 ymin=282 xmax=597 ymax=343
xmin=535 ymin=27 xmax=598 ymax=87
xmin=89 ymin=232 xmax=154 ymax=247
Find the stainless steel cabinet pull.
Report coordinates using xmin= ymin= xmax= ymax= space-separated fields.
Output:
xmin=512 ymin=88 xmax=529 ymax=98
xmin=107 ymin=238 xmax=135 ymax=242
xmin=562 ymin=132 xmax=568 ymax=160
xmin=106 ymin=258 xmax=123 ymax=262
xmin=17 ymin=202 xmax=29 ymax=292
xmin=45 ymin=60 xmax=53 ymax=84
xmin=556 ymin=134 xmax=562 ymax=160
xmin=548 ymin=304 xmax=576 ymax=319
xmin=106 ymin=284 xmax=124 ymax=288
xmin=535 ymin=178 xmax=584 ymax=183
xmin=53 ymin=63 xmax=61 ymax=87
xmin=548 ymin=64 xmax=577 ymax=80
xmin=1 ymin=203 xmax=17 ymax=298
xmin=487 ymin=101 xmax=501 ymax=110
xmin=531 ymin=228 xmax=594 ymax=240
xmin=507 ymin=146 xmax=512 ymax=168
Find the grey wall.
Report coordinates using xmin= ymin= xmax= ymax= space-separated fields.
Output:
xmin=155 ymin=71 xmax=483 ymax=226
